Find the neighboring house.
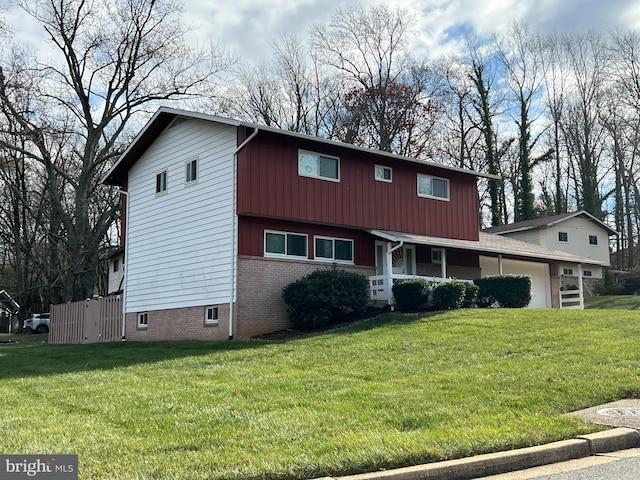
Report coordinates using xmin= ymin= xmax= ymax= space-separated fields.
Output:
xmin=0 ymin=289 xmax=20 ymax=333
xmin=106 ymin=247 xmax=125 ymax=295
xmin=102 ymin=107 xmax=603 ymax=341
xmin=484 ymin=211 xmax=617 ymax=292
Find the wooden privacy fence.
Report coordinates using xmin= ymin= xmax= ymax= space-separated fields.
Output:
xmin=49 ymin=296 xmax=122 ymax=344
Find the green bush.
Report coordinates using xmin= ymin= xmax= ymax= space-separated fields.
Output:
xmin=461 ymin=282 xmax=479 ymax=308
xmin=432 ymin=281 xmax=467 ymax=310
xmin=392 ymin=278 xmax=431 ymax=311
xmin=282 ymin=269 xmax=369 ymax=330
xmin=474 ymin=275 xmax=532 ymax=308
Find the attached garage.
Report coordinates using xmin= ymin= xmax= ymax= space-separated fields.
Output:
xmin=480 ymin=257 xmax=551 ymax=308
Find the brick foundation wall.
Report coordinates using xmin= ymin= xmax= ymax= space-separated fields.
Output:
xmin=235 ymin=256 xmax=375 ymax=338
xmin=125 ymin=304 xmax=230 ymax=341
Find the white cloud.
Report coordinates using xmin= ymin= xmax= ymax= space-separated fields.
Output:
xmin=3 ymin=0 xmax=638 ymax=65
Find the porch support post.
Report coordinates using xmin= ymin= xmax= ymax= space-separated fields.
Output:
xmin=498 ymin=254 xmax=503 ymax=275
xmin=441 ymin=249 xmax=447 ymax=279
xmin=387 ymin=241 xmax=403 ymax=305
xmin=578 ymin=263 xmax=584 ymax=309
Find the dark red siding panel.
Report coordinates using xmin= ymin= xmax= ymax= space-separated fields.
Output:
xmin=236 ymin=132 xmax=480 ymax=241
xmin=237 ymin=216 xmax=375 ymax=267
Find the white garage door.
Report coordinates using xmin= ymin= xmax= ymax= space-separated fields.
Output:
xmin=479 ymin=257 xmax=551 ymax=308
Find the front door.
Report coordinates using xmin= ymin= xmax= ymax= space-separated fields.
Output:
xmin=376 ymin=241 xmax=416 ymax=276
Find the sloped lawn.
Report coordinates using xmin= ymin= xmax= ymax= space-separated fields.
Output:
xmin=1 ymin=308 xmax=639 ymax=479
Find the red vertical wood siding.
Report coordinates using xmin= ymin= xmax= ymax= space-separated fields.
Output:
xmin=237 ymin=131 xmax=480 ymax=241
xmin=238 ymin=216 xmax=375 ymax=266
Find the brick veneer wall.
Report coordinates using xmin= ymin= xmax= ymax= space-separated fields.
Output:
xmin=125 ymin=304 xmax=230 ymax=341
xmin=235 ymin=256 xmax=375 ymax=338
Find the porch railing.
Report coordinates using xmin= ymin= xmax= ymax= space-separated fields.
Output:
xmin=369 ymin=274 xmax=472 ymax=303
xmin=559 ymin=288 xmax=584 ymax=309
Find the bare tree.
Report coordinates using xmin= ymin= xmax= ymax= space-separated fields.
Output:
xmin=0 ymin=0 xmax=233 ymax=303
xmin=311 ymin=5 xmax=443 ymax=156
xmin=496 ymin=23 xmax=553 ymax=221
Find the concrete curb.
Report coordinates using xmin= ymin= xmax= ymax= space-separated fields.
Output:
xmin=315 ymin=428 xmax=640 ymax=480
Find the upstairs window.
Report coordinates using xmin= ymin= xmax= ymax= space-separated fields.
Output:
xmin=298 ymin=150 xmax=339 ymax=181
xmin=558 ymin=231 xmax=568 ymax=243
xmin=588 ymin=234 xmax=598 ymax=246
xmin=314 ymin=236 xmax=354 ymax=263
xmin=186 ymin=158 xmax=198 ymax=183
xmin=375 ymin=165 xmax=393 ymax=182
xmin=156 ymin=170 xmax=167 ymax=194
xmin=417 ymin=174 xmax=449 ymax=200
xmin=265 ymin=230 xmax=308 ymax=258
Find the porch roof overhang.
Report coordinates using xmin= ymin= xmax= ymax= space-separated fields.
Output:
xmin=367 ymin=229 xmax=605 ymax=266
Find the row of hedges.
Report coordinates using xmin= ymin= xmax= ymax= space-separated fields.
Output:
xmin=282 ymin=269 xmax=533 ymax=329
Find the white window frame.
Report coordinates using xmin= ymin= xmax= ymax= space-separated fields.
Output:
xmin=205 ymin=306 xmax=219 ymax=326
xmin=298 ymin=150 xmax=340 ymax=182
xmin=563 ymin=268 xmax=574 ymax=275
xmin=155 ymin=170 xmax=167 ymax=195
xmin=583 ymin=270 xmax=592 ymax=277
xmin=558 ymin=231 xmax=569 ymax=243
xmin=588 ymin=234 xmax=598 ymax=246
xmin=264 ymin=230 xmax=308 ymax=259
xmin=417 ymin=174 xmax=450 ymax=200
xmin=431 ymin=248 xmax=443 ymax=264
xmin=314 ymin=236 xmax=354 ymax=264
xmin=137 ymin=312 xmax=148 ymax=329
xmin=113 ymin=258 xmax=120 ymax=273
xmin=185 ymin=158 xmax=198 ymax=184
xmin=374 ymin=165 xmax=393 ymax=183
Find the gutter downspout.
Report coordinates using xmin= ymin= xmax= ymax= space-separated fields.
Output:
xmin=118 ymin=190 xmax=130 ymax=342
xmin=228 ymin=127 xmax=259 ymax=340
xmin=386 ymin=241 xmax=404 ymax=306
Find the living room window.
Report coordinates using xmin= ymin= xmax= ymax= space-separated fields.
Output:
xmin=298 ymin=150 xmax=340 ymax=181
xmin=417 ymin=174 xmax=449 ymax=200
xmin=431 ymin=248 xmax=443 ymax=264
xmin=314 ymin=236 xmax=354 ymax=263
xmin=264 ymin=230 xmax=308 ymax=258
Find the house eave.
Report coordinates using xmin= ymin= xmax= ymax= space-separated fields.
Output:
xmin=102 ymin=107 xmax=499 ymax=187
xmin=368 ymin=229 xmax=605 ymax=266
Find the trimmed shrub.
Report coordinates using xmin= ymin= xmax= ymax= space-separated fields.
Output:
xmin=432 ymin=281 xmax=467 ymax=310
xmin=460 ymin=282 xmax=479 ymax=308
xmin=392 ymin=278 xmax=431 ymax=311
xmin=282 ymin=269 xmax=369 ymax=330
xmin=474 ymin=275 xmax=532 ymax=308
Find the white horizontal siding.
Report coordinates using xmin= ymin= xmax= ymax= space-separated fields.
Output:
xmin=125 ymin=119 xmax=237 ymax=312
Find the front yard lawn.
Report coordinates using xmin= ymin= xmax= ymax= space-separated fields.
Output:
xmin=1 ymin=308 xmax=639 ymax=479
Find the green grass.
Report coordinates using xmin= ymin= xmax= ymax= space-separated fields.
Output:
xmin=1 ymin=309 xmax=640 ymax=480
xmin=585 ymin=295 xmax=640 ymax=310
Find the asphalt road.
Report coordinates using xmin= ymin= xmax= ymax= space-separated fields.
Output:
xmin=482 ymin=447 xmax=640 ymax=479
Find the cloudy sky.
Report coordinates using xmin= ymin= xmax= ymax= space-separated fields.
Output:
xmin=3 ymin=0 xmax=639 ymax=65
xmin=180 ymin=0 xmax=640 ymax=64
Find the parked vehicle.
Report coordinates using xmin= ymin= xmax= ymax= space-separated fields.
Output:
xmin=23 ymin=313 xmax=50 ymax=334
